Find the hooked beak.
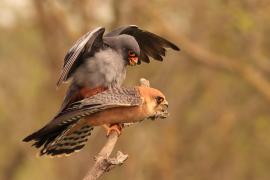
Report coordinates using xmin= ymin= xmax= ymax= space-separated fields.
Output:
xmin=149 ymin=99 xmax=169 ymax=120
xmin=128 ymin=56 xmax=138 ymax=66
xmin=159 ymin=99 xmax=169 ymax=119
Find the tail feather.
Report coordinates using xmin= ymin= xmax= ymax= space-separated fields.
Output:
xmin=23 ymin=123 xmax=70 ymax=146
xmin=40 ymin=124 xmax=94 ymax=156
xmin=23 ymin=118 xmax=94 ymax=157
xmin=58 ymin=83 xmax=81 ymax=113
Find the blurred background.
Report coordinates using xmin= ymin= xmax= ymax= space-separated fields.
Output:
xmin=1 ymin=0 xmax=270 ymax=179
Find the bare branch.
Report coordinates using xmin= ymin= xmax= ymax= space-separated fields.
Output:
xmin=83 ymin=78 xmax=152 ymax=179
xmin=83 ymin=131 xmax=128 ymax=180
xmin=154 ymin=14 xmax=270 ymax=103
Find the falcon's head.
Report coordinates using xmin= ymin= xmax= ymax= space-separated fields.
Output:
xmin=138 ymin=86 xmax=169 ymax=120
xmin=103 ymin=35 xmax=140 ymax=66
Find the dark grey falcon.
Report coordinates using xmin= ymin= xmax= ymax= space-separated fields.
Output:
xmin=57 ymin=25 xmax=180 ymax=110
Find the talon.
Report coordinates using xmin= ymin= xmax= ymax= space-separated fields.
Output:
xmin=103 ymin=124 xmax=123 ymax=136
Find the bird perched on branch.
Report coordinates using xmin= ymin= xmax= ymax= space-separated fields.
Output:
xmin=23 ymin=86 xmax=168 ymax=157
xmin=57 ymin=25 xmax=179 ymax=110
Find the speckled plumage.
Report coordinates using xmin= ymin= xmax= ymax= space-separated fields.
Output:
xmin=23 ymin=86 xmax=168 ymax=156
xmin=23 ymin=25 xmax=179 ymax=156
xmin=57 ymin=87 xmax=142 ymax=120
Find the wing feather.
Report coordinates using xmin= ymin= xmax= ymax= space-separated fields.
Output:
xmin=57 ymin=27 xmax=105 ymax=86
xmin=56 ymin=87 xmax=142 ymax=122
xmin=23 ymin=87 xmax=141 ymax=143
xmin=105 ymin=25 xmax=180 ymax=63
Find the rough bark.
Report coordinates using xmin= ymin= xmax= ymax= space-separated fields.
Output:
xmin=83 ymin=78 xmax=150 ymax=180
xmin=83 ymin=131 xmax=128 ymax=180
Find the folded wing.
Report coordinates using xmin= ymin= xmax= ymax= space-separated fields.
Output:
xmin=23 ymin=87 xmax=142 ymax=156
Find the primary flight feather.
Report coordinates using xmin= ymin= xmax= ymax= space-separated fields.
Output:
xmin=23 ymin=86 xmax=169 ymax=156
xmin=57 ymin=25 xmax=179 ymax=110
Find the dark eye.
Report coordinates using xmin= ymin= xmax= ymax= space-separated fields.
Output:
xmin=128 ymin=50 xmax=136 ymax=57
xmin=155 ymin=96 xmax=164 ymax=104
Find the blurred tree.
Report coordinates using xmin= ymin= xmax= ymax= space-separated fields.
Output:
xmin=1 ymin=0 xmax=270 ymax=180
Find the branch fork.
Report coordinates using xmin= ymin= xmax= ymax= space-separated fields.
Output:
xmin=83 ymin=131 xmax=128 ymax=180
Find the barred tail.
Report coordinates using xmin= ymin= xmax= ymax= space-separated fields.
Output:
xmin=23 ymin=123 xmax=94 ymax=157
xmin=40 ymin=124 xmax=93 ymax=156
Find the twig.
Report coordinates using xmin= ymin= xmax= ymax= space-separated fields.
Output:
xmin=155 ymin=15 xmax=270 ymax=103
xmin=83 ymin=131 xmax=128 ymax=180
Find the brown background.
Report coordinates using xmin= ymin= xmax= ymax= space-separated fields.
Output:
xmin=1 ymin=0 xmax=270 ymax=179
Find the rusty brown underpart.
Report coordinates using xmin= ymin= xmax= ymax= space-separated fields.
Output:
xmin=80 ymin=86 xmax=108 ymax=98
xmin=66 ymin=86 xmax=167 ymax=136
xmin=81 ymin=86 xmax=116 ymax=132
xmin=68 ymin=105 xmax=147 ymax=136
xmin=86 ymin=106 xmax=146 ymax=126
xmin=65 ymin=86 xmax=108 ymax=108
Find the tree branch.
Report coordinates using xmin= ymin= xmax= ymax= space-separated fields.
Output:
xmin=83 ymin=131 xmax=128 ymax=180
xmin=154 ymin=14 xmax=270 ymax=103
xmin=83 ymin=78 xmax=150 ymax=179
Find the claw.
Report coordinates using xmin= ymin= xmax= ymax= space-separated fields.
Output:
xmin=103 ymin=124 xmax=123 ymax=136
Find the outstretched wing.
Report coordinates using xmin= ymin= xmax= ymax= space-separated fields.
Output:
xmin=105 ymin=25 xmax=180 ymax=64
xmin=57 ymin=27 xmax=106 ymax=86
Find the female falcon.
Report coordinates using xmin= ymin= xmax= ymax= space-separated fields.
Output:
xmin=23 ymin=85 xmax=169 ymax=156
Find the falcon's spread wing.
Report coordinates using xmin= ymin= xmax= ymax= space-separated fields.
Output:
xmin=105 ymin=25 xmax=180 ymax=64
xmin=23 ymin=87 xmax=142 ymax=156
xmin=57 ymin=25 xmax=179 ymax=87
xmin=57 ymin=27 xmax=105 ymax=86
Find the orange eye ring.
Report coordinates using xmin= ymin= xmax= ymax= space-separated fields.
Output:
xmin=128 ymin=50 xmax=136 ymax=57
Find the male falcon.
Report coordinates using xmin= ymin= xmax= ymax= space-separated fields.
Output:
xmin=23 ymin=86 xmax=168 ymax=156
xmin=57 ymin=25 xmax=179 ymax=110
